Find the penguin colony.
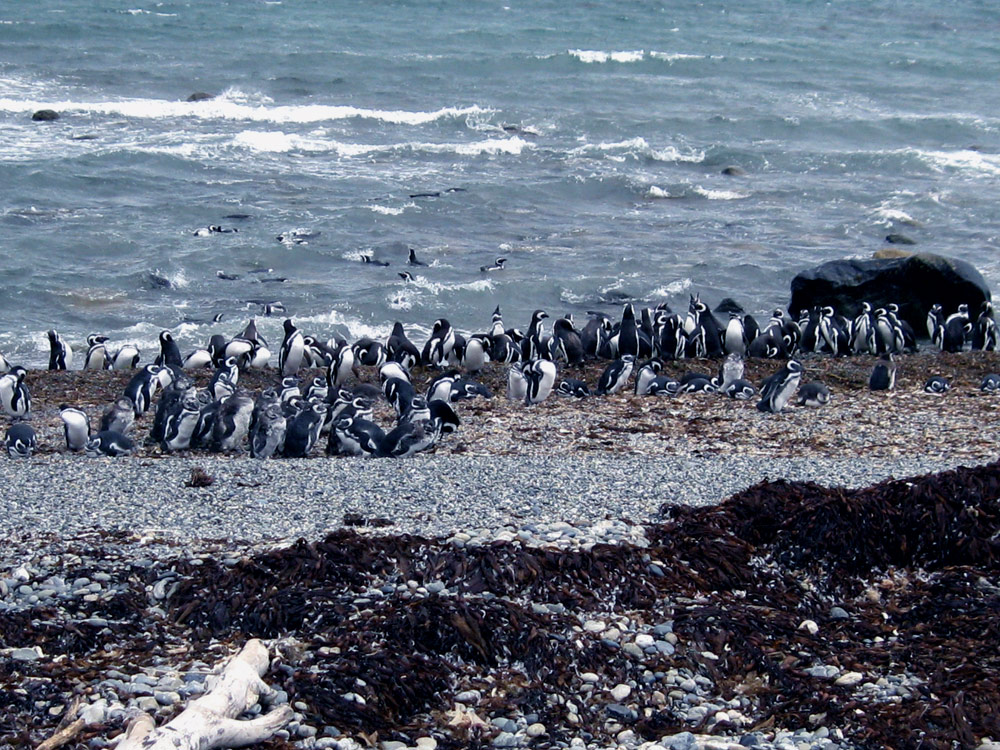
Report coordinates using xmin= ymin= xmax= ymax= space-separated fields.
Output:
xmin=1 ymin=296 xmax=997 ymax=458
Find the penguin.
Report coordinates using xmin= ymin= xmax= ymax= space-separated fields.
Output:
xmin=282 ymin=402 xmax=327 ymax=457
xmin=278 ymin=318 xmax=305 ymax=376
xmin=450 ymin=378 xmax=492 ymax=402
xmin=386 ymin=322 xmax=421 ymax=369
xmin=756 ymin=359 xmax=803 ymax=413
xmin=714 ymin=353 xmax=745 ymax=393
xmin=305 ymin=376 xmax=328 ymax=403
xmin=353 ymin=338 xmax=388 ymax=368
xmin=150 ymin=381 xmax=193 ymax=444
xmin=552 ymin=318 xmax=584 ymax=366
xmin=85 ymin=430 xmax=135 ymax=457
xmin=646 ymin=376 xmax=681 ymax=397
xmin=155 ymin=331 xmax=184 ymax=368
xmin=687 ymin=295 xmax=724 ymax=358
xmin=0 ymin=352 xmax=9 ymax=374
xmin=523 ymin=359 xmax=557 ymax=405
xmin=361 ymin=254 xmax=390 ymax=267
xmin=522 ymin=310 xmax=550 ymax=361
xmin=5 ymin=423 xmax=37 ymax=458
xmin=422 ymin=319 xmax=456 ymax=368
xmin=210 ymin=393 xmax=254 ymax=452
xmin=84 ymin=334 xmax=110 ymax=370
xmin=47 ymin=329 xmax=73 ymax=371
xmin=679 ymin=375 xmax=716 ymax=394
xmin=330 ymin=415 xmax=385 ymax=457
xmin=400 ymin=395 xmax=431 ymax=425
xmin=923 ymin=376 xmax=950 ymax=394
xmin=327 ymin=341 xmax=356 ymax=389
xmin=100 ymin=399 xmax=135 ymax=434
xmin=596 ymin=355 xmax=635 ymax=396
xmin=182 ymin=347 xmax=214 ymax=370
xmin=408 ymin=247 xmax=427 ymax=266
xmin=249 ymin=403 xmax=287 ymax=459
xmin=461 ymin=334 xmax=490 ymax=374
xmin=614 ymin=304 xmax=640 ymax=358
xmin=110 ymin=344 xmax=141 ymax=370
xmin=480 ymin=257 xmax=506 ymax=273
xmin=926 ymin=304 xmax=945 ymax=348
xmin=941 ymin=304 xmax=970 ymax=353
xmin=796 ymin=382 xmax=831 ymax=407
xmin=885 ymin=304 xmax=916 ymax=352
xmin=869 ymin=353 xmax=896 ymax=391
xmin=160 ymin=394 xmax=201 ymax=452
xmin=191 ymin=391 xmax=221 ymax=450
xmin=193 ymin=225 xmax=227 ymax=237
xmin=59 ymin=405 xmax=91 ymax=452
xmin=278 ymin=376 xmax=301 ymax=404
xmin=724 ymin=379 xmax=757 ymax=401
xmin=383 ymin=377 xmax=417 ymax=417
xmin=980 ymin=373 xmax=1000 ymax=392
xmin=972 ymin=301 xmax=997 ymax=351
xmin=653 ymin=312 xmax=684 ymax=361
xmin=428 ymin=399 xmax=461 ymax=435
xmin=209 ymin=357 xmax=240 ymax=401
xmin=851 ymin=303 xmax=875 ymax=355
xmin=0 ymin=366 xmax=31 ymax=419
xmin=398 ymin=271 xmax=415 ymax=283
xmin=634 ymin=359 xmax=663 ymax=396
xmin=747 ymin=329 xmax=787 ymax=359
xmin=383 ymin=419 xmax=439 ymax=458
xmin=222 ymin=336 xmax=255 ymax=367
xmin=818 ymin=306 xmax=850 ymax=356
xmin=556 ymin=378 xmax=591 ymax=398
xmin=379 ymin=360 xmax=411 ymax=386
xmin=123 ymin=364 xmax=161 ymax=416
xmin=723 ymin=313 xmax=747 ymax=357
xmin=507 ymin=362 xmax=528 ymax=402
xmin=427 ymin=372 xmax=458 ymax=403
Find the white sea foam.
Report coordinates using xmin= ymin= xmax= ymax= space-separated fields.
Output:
xmin=646 ymin=186 xmax=673 ymax=199
xmin=570 ymin=49 xmax=645 ymax=64
xmin=651 ymin=278 xmax=693 ymax=298
xmin=573 ymin=137 xmax=704 ymax=163
xmin=295 ymin=309 xmax=392 ymax=341
xmin=649 ymin=51 xmax=706 ymax=62
xmin=366 ymin=202 xmax=416 ymax=216
xmin=872 ymin=203 xmax=919 ymax=226
xmin=231 ymin=131 xmax=530 ymax=157
xmin=914 ymin=148 xmax=1000 ymax=177
xmin=693 ymin=186 xmax=750 ymax=200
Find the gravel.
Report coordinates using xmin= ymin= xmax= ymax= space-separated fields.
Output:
xmin=0 ymin=453 xmax=971 ymax=543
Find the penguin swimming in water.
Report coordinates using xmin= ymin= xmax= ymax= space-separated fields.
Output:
xmin=869 ymin=353 xmax=896 ymax=391
xmin=408 ymin=247 xmax=427 ymax=266
xmin=85 ymin=430 xmax=135 ymax=457
xmin=923 ymin=375 xmax=950 ymax=394
xmin=361 ymin=254 xmax=390 ymax=267
xmin=480 ymin=257 xmax=506 ymax=273
xmin=47 ymin=329 xmax=73 ymax=371
xmin=0 ymin=366 xmax=31 ymax=419
xmin=796 ymin=382 xmax=831 ymax=407
xmin=596 ymin=355 xmax=635 ymax=396
xmin=59 ymin=406 xmax=91 ymax=452
xmin=756 ymin=359 xmax=803 ymax=413
xmin=5 ymin=423 xmax=37 ymax=458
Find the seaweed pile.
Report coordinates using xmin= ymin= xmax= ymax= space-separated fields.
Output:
xmin=2 ymin=461 xmax=1000 ymax=749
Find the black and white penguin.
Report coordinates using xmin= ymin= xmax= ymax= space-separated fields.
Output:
xmin=155 ymin=331 xmax=184 ymax=368
xmin=756 ymin=359 xmax=803 ymax=413
xmin=428 ymin=399 xmax=461 ymax=435
xmin=596 ymin=355 xmax=635 ymax=396
xmin=100 ymin=398 xmax=135 ymax=435
xmin=328 ymin=341 xmax=356 ymax=389
xmin=190 ymin=391 xmax=221 ymax=450
xmin=687 ymin=295 xmax=724 ymax=358
xmin=714 ymin=352 xmax=745 ymax=393
xmin=723 ymin=313 xmax=747 ymax=357
xmin=0 ymin=366 xmax=31 ymax=419
xmin=747 ymin=329 xmax=787 ymax=360
xmin=383 ymin=419 xmax=439 ymax=458
xmin=552 ymin=318 xmax=584 ymax=366
xmin=330 ymin=415 xmax=385 ymax=457
xmin=59 ymin=405 xmax=91 ymax=452
xmin=523 ymin=359 xmax=558 ymax=405
xmin=480 ymin=257 xmax=506 ymax=272
xmin=723 ymin=379 xmax=757 ymax=401
xmin=5 ymin=423 xmax=37 ymax=458
xmin=972 ymin=301 xmax=997 ymax=351
xmin=353 ymin=338 xmax=388 ymax=368
xmin=125 ymin=364 xmax=160 ymax=417
xmin=926 ymin=304 xmax=945 ymax=348
xmin=0 ymin=352 xmax=9 ymax=374
xmin=160 ymin=394 xmax=201 ymax=452
xmin=556 ymin=378 xmax=591 ymax=398
xmin=461 ymin=334 xmax=490 ymax=374
xmin=383 ymin=377 xmax=416 ymax=417
xmin=85 ymin=430 xmax=135 ymax=457
xmin=408 ymin=247 xmax=427 ymax=266
xmin=210 ymin=357 xmax=240 ymax=401
xmin=361 ymin=254 xmax=390 ymax=267
xmin=646 ymin=376 xmax=681 ymax=397
xmin=634 ymin=359 xmax=663 ymax=396
xmin=885 ymin=304 xmax=917 ymax=352
xmin=923 ymin=376 xmax=950 ymax=394
xmin=522 ymin=310 xmax=550 ymax=361
xmin=249 ymin=403 xmax=287 ymax=459
xmin=398 ymin=271 xmax=415 ymax=283
xmin=83 ymin=334 xmax=110 ymax=370
xmin=47 ymin=329 xmax=73 ymax=371
xmin=110 ymin=344 xmax=140 ymax=370
xmin=450 ymin=378 xmax=492 ymax=402
xmin=282 ymin=402 xmax=327 ymax=458
xmin=851 ymin=302 xmax=875 ymax=355
xmin=869 ymin=353 xmax=896 ymax=391
xmin=653 ymin=311 xmax=684 ymax=361
xmin=980 ymin=373 xmax=1000 ymax=392
xmin=386 ymin=322 xmax=421 ymax=369
xmin=305 ymin=376 xmax=328 ymax=403
xmin=278 ymin=376 xmax=301 ymax=405
xmin=796 ymin=382 xmax=831 ymax=407
xmin=379 ymin=360 xmax=411 ymax=387
xmin=400 ymin=394 xmax=432 ymax=425
xmin=278 ymin=319 xmax=306 ymax=376
xmin=422 ymin=319 xmax=456 ymax=368
xmin=210 ymin=393 xmax=254 ymax=452
xmin=941 ymin=304 xmax=970 ymax=353
xmin=507 ymin=363 xmax=528 ymax=402
xmin=818 ymin=306 xmax=850 ymax=356
xmin=679 ymin=375 xmax=716 ymax=394
xmin=615 ymin=304 xmax=640 ymax=358
xmin=182 ymin=347 xmax=214 ymax=370
xmin=427 ymin=372 xmax=458 ymax=403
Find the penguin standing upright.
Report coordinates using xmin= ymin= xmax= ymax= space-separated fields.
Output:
xmin=615 ymin=304 xmax=640 ymax=358
xmin=386 ymin=321 xmax=421 ymax=369
xmin=926 ymin=304 xmax=945 ymax=348
xmin=523 ymin=359 xmax=557 ymax=405
xmin=210 ymin=393 xmax=254 ymax=452
xmin=123 ymin=364 xmax=162 ymax=416
xmin=507 ymin=363 xmax=528 ymax=402
xmin=756 ymin=359 xmax=803 ymax=413
xmin=522 ymin=310 xmax=550 ymax=361
xmin=110 ymin=344 xmax=141 ymax=370
xmin=723 ymin=313 xmax=747 ymax=357
xmin=328 ymin=341 xmax=355 ymax=388
xmin=869 ymin=353 xmax=896 ymax=391
xmin=0 ymin=366 xmax=30 ymax=419
xmin=282 ymin=402 xmax=327 ymax=457
xmin=160 ymin=394 xmax=201 ymax=452
xmin=941 ymin=304 xmax=970 ymax=353
xmin=155 ymin=331 xmax=183 ymax=368
xmin=59 ymin=406 xmax=91 ymax=451
xmin=851 ymin=303 xmax=874 ymax=354
xmin=100 ymin=399 xmax=135 ymax=434
xmin=47 ymin=329 xmax=73 ymax=371
xmin=422 ymin=319 xmax=456 ymax=367
xmin=278 ymin=319 xmax=306 ymax=376
xmin=972 ymin=301 xmax=998 ymax=351
xmin=84 ymin=334 xmax=110 ymax=370
xmin=552 ymin=318 xmax=584 ymax=365
xmin=249 ymin=402 xmax=286 ymax=459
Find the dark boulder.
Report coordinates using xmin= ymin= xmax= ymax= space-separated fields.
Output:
xmin=713 ymin=297 xmax=745 ymax=315
xmin=31 ymin=109 xmax=60 ymax=121
xmin=186 ymin=92 xmax=214 ymax=102
xmin=789 ymin=253 xmax=991 ymax=333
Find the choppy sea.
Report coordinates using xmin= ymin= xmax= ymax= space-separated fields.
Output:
xmin=2 ymin=0 xmax=999 ymax=365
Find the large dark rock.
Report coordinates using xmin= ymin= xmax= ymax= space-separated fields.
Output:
xmin=789 ymin=253 xmax=991 ymax=333
xmin=31 ymin=109 xmax=60 ymax=121
xmin=186 ymin=92 xmax=214 ymax=102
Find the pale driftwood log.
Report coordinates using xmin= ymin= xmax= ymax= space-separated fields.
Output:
xmin=116 ymin=639 xmax=293 ymax=750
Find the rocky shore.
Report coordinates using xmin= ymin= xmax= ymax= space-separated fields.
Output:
xmin=3 ymin=351 xmax=1000 ymax=750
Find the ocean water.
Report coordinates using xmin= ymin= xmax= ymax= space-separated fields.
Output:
xmin=2 ymin=0 xmax=999 ymax=366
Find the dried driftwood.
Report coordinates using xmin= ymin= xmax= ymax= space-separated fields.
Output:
xmin=116 ymin=639 xmax=292 ymax=750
